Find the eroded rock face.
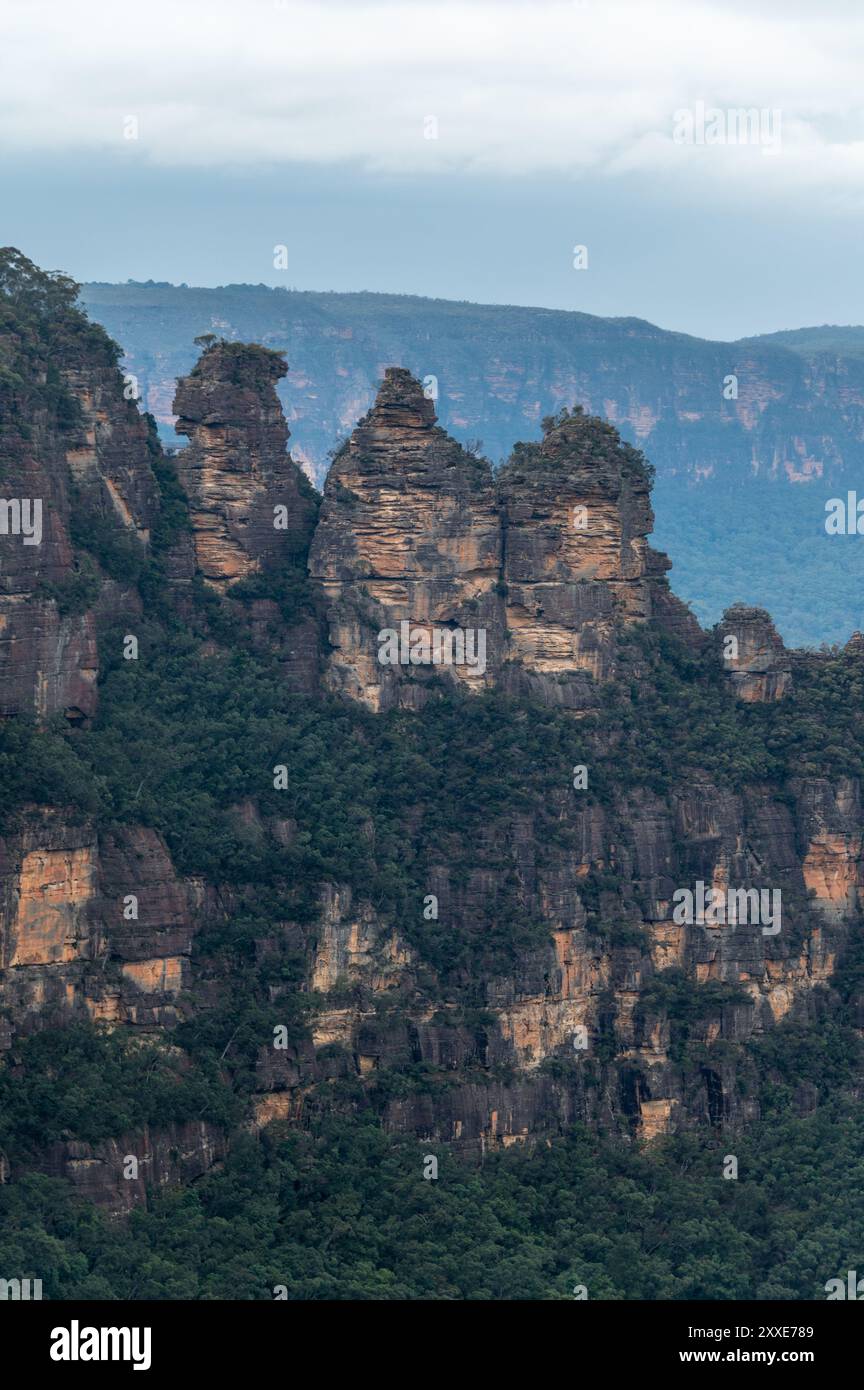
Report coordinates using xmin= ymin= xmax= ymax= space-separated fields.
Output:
xmin=793 ymin=777 xmax=864 ymax=922
xmin=288 ymin=773 xmax=852 ymax=1147
xmin=309 ymin=380 xmax=705 ymax=711
xmin=720 ymin=604 xmax=791 ymax=702
xmin=35 ymin=1121 xmax=227 ymax=1218
xmin=0 ymin=814 xmax=195 ymax=1036
xmin=310 ymin=382 xmax=701 ymax=711
xmin=498 ymin=407 xmax=699 ymax=708
xmin=309 ymin=368 xmax=505 ymax=709
xmin=173 ymin=342 xmax=317 ymax=592
xmin=0 ymin=262 xmax=159 ymax=723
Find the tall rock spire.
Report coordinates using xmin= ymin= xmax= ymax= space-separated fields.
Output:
xmin=497 ymin=406 xmax=698 ymax=708
xmin=309 ymin=368 xmax=504 ymax=710
xmin=173 ymin=341 xmax=316 ymax=593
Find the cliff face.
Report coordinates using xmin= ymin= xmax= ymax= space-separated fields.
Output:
xmin=309 ymin=368 xmax=504 ymax=709
xmin=3 ymin=253 xmax=863 ymax=1211
xmin=0 ymin=251 xmax=159 ymax=725
xmin=287 ymin=773 xmax=849 ymax=1151
xmin=0 ymin=812 xmax=194 ymax=1036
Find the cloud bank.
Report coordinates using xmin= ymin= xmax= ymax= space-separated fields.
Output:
xmin=1 ymin=0 xmax=864 ymax=204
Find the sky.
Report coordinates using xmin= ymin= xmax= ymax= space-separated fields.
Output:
xmin=1 ymin=0 xmax=863 ymax=339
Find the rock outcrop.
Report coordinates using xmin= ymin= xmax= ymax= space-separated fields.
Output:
xmin=498 ymin=406 xmax=699 ymax=708
xmin=309 ymin=368 xmax=504 ymax=709
xmin=173 ymin=342 xmax=316 ymax=593
xmin=311 ymin=380 xmax=700 ymax=711
xmin=0 ymin=250 xmax=159 ymax=724
xmin=172 ymin=340 xmax=322 ymax=690
xmin=0 ymin=812 xmax=195 ymax=1037
xmin=720 ymin=604 xmax=791 ymax=702
xmin=36 ymin=1121 xmax=227 ymax=1218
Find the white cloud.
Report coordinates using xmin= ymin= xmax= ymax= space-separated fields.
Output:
xmin=2 ymin=0 xmax=864 ymax=202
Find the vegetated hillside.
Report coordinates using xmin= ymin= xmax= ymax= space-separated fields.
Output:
xmin=1 ymin=248 xmax=863 ymax=1301
xmin=741 ymin=325 xmax=864 ymax=360
xmin=80 ymin=281 xmax=864 ymax=648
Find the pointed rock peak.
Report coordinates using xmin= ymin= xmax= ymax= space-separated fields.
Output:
xmin=365 ymin=366 xmax=437 ymax=430
xmin=174 ymin=340 xmax=289 ymax=433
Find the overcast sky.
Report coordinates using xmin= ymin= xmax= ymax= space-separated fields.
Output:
xmin=2 ymin=0 xmax=863 ymax=337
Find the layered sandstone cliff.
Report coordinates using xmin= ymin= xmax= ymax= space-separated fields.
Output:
xmin=0 ymin=812 xmax=195 ymax=1036
xmin=310 ymin=374 xmax=701 ymax=712
xmin=172 ymin=340 xmax=321 ymax=688
xmin=285 ymin=771 xmax=849 ymax=1150
xmin=0 ymin=250 xmax=159 ymax=724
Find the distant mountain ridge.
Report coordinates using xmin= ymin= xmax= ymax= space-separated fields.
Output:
xmin=741 ymin=326 xmax=864 ymax=360
xmin=80 ymin=282 xmax=864 ymax=646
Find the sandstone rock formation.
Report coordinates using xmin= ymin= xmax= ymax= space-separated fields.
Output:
xmin=720 ymin=604 xmax=791 ymax=702
xmin=173 ymin=341 xmax=316 ymax=593
xmin=285 ymin=773 xmax=848 ymax=1148
xmin=309 ymin=368 xmax=504 ymax=709
xmin=498 ymin=406 xmax=699 ymax=708
xmin=0 ymin=250 xmax=159 ymax=724
xmin=310 ymin=377 xmax=701 ymax=712
xmin=36 ymin=1121 xmax=227 ymax=1218
xmin=0 ymin=813 xmax=195 ymax=1036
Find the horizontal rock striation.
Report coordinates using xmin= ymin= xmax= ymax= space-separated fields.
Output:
xmin=1 ymin=255 xmax=859 ymax=1203
xmin=311 ymin=377 xmax=700 ymax=711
